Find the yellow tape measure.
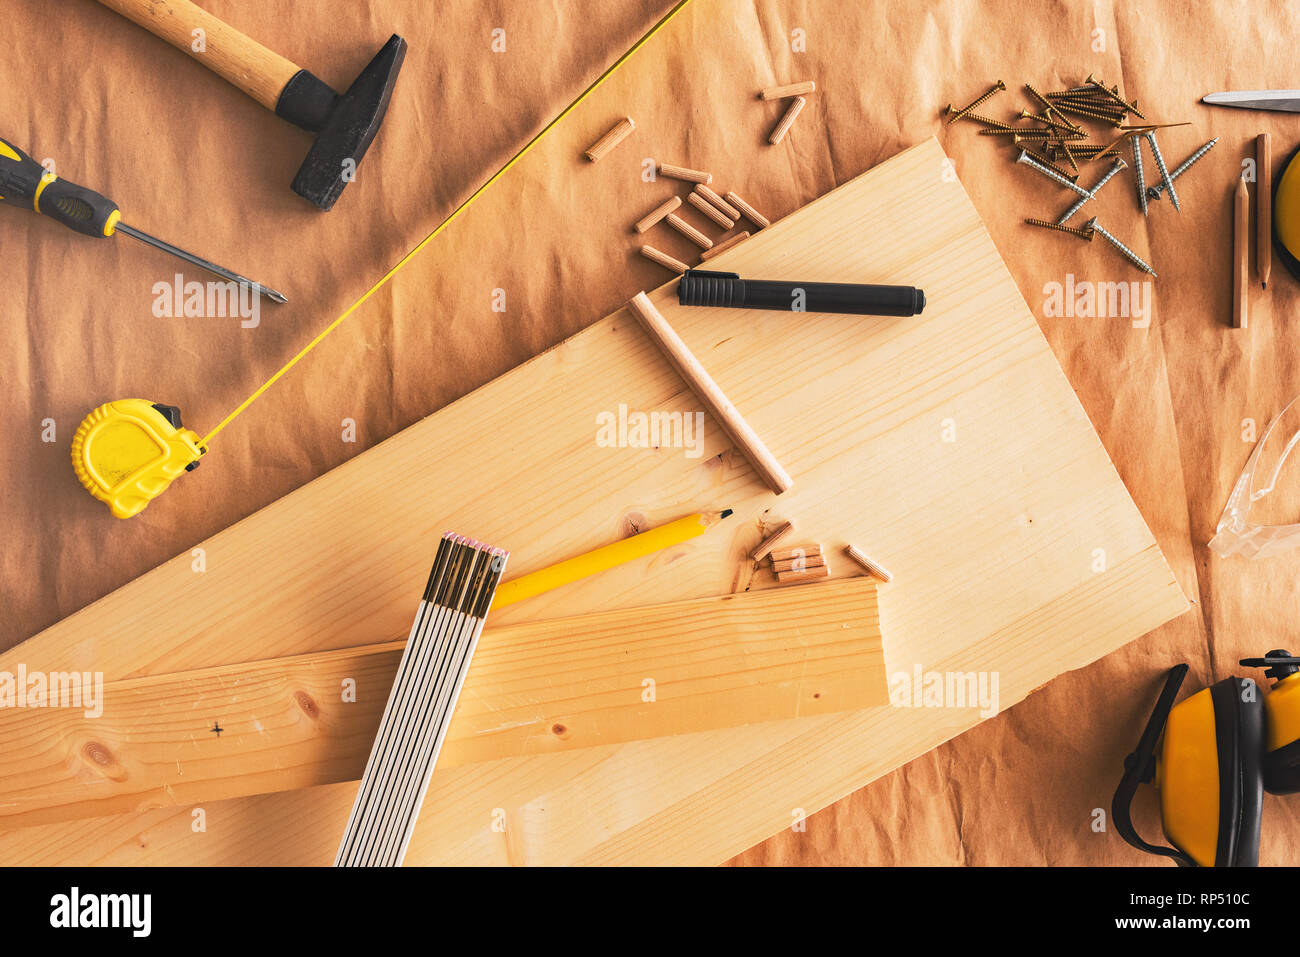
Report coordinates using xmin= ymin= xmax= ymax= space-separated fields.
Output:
xmin=72 ymin=1 xmax=693 ymax=518
xmin=71 ymin=400 xmax=206 ymax=519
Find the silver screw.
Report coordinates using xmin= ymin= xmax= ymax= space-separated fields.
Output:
xmin=1148 ymin=138 xmax=1220 ymax=201
xmin=1132 ymin=136 xmax=1148 ymax=216
xmin=1016 ymin=150 xmax=1092 ymax=199
xmin=1086 ymin=217 xmax=1157 ymax=277
xmin=1058 ymin=157 xmax=1128 ymax=223
xmin=1144 ymin=132 xmax=1179 ymax=211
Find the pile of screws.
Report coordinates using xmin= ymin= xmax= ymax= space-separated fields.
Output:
xmin=945 ymin=75 xmax=1218 ymax=277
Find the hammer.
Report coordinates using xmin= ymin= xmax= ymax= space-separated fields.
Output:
xmin=96 ymin=0 xmax=406 ymax=211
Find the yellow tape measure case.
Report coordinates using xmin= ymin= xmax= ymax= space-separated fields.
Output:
xmin=71 ymin=399 xmax=205 ymax=519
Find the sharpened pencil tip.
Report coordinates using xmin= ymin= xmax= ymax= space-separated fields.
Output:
xmin=1263 ymin=282 xmax=1268 ymax=290
xmin=720 ymin=508 xmax=734 ymax=519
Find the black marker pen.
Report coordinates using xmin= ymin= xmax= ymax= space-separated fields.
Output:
xmin=678 ymin=269 xmax=925 ymax=317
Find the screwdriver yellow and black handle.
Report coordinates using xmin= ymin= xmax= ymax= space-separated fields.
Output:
xmin=0 ymin=138 xmax=120 ymax=236
xmin=1 ymin=135 xmax=286 ymax=299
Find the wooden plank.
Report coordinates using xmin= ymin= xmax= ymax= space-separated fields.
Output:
xmin=0 ymin=137 xmax=1188 ymax=865
xmin=0 ymin=547 xmax=1182 ymax=867
xmin=0 ymin=580 xmax=883 ymax=829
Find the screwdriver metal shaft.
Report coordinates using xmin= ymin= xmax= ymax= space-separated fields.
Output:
xmin=115 ymin=222 xmax=288 ymax=303
xmin=2 ymin=136 xmax=285 ymax=303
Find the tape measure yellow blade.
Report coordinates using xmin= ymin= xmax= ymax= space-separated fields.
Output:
xmin=71 ymin=400 xmax=206 ymax=519
xmin=196 ymin=0 xmax=694 ymax=449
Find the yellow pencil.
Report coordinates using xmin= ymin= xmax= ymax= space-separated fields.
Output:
xmin=491 ymin=509 xmax=733 ymax=610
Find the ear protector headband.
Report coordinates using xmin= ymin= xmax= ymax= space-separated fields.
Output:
xmin=1113 ymin=663 xmax=1264 ymax=867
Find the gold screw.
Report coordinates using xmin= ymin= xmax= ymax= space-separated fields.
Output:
xmin=980 ymin=127 xmax=1052 ymax=138
xmin=1060 ymin=139 xmax=1079 ymax=172
xmin=1018 ymin=109 xmax=1082 ymax=136
xmin=1024 ymin=82 xmax=1055 ymax=112
xmin=1044 ymin=108 xmax=1084 ymax=133
xmin=1084 ymin=79 xmax=1142 ymax=119
xmin=1025 ymin=218 xmax=1095 ymax=241
xmin=1051 ymin=101 xmax=1126 ymax=126
xmin=1050 ymin=91 xmax=1124 ymax=109
xmin=1046 ymin=88 xmax=1112 ymax=101
xmin=946 ymin=80 xmax=1007 ymax=124
xmin=965 ymin=112 xmax=1018 ymax=131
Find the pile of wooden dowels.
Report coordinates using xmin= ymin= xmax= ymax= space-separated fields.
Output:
xmin=581 ymin=79 xmax=818 ymax=277
xmin=945 ymin=75 xmax=1214 ymax=277
xmin=635 ymin=166 xmax=771 ymax=274
xmin=748 ymin=520 xmax=893 ymax=586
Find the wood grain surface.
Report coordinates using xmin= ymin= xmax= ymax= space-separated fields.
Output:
xmin=0 ymin=136 xmax=1186 ymax=865
xmin=0 ymin=579 xmax=884 ymax=829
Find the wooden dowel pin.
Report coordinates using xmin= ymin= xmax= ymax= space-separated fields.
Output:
xmin=769 ymin=540 xmax=821 ymax=572
xmin=777 ymin=567 xmax=830 ymax=584
xmin=687 ymin=192 xmax=735 ymax=229
xmin=640 ymin=245 xmax=689 ymax=274
xmin=760 ymin=80 xmax=815 ymax=100
xmin=769 ymin=96 xmax=806 ymax=145
xmin=845 ymin=544 xmax=893 ymax=583
xmin=667 ymin=211 xmax=713 ymax=249
xmin=659 ymin=163 xmax=712 ymax=184
xmin=772 ymin=552 xmax=825 ymax=573
xmin=769 ymin=544 xmax=821 ymax=563
xmin=635 ymin=195 xmax=681 ymax=233
xmin=695 ymin=185 xmax=741 ymax=220
xmin=749 ymin=520 xmax=794 ymax=560
xmin=585 ymin=117 xmax=635 ymax=162
xmin=700 ymin=231 xmax=751 ymax=261
xmin=727 ymin=191 xmax=770 ymax=228
xmin=628 ymin=292 xmax=792 ymax=494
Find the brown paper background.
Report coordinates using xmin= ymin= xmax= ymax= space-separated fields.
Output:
xmin=3 ymin=0 xmax=1300 ymax=866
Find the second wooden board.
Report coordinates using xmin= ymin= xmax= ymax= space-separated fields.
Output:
xmin=0 ymin=580 xmax=883 ymax=828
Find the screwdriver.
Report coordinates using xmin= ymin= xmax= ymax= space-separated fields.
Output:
xmin=0 ymin=137 xmax=286 ymax=303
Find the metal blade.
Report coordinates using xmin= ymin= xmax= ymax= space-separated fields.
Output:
xmin=1202 ymin=90 xmax=1300 ymax=113
xmin=115 ymin=223 xmax=288 ymax=303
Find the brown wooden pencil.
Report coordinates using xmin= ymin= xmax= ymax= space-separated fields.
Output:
xmin=1235 ymin=174 xmax=1250 ymax=330
xmin=1258 ymin=133 xmax=1272 ymax=290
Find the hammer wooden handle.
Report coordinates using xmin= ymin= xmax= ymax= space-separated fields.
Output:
xmin=97 ymin=0 xmax=300 ymax=112
xmin=628 ymin=292 xmax=793 ymax=495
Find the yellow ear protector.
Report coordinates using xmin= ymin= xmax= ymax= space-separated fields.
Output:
xmin=1239 ymin=651 xmax=1300 ymax=794
xmin=1113 ymin=664 xmax=1263 ymax=867
xmin=1114 ymin=651 xmax=1300 ymax=866
xmin=70 ymin=400 xmax=206 ymax=519
xmin=1274 ymin=145 xmax=1300 ymax=282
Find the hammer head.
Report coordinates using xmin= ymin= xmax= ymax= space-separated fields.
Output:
xmin=289 ymin=34 xmax=407 ymax=211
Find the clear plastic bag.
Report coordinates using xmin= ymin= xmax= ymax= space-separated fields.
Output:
xmin=1210 ymin=393 xmax=1300 ymax=558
